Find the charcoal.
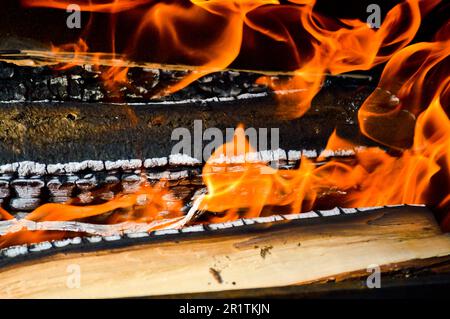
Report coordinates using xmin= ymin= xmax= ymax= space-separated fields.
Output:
xmin=25 ymin=78 xmax=53 ymax=101
xmin=0 ymin=64 xmax=13 ymax=79
xmin=0 ymin=61 xmax=272 ymax=103
xmin=0 ymin=153 xmax=304 ymax=212
xmin=9 ymin=198 xmax=41 ymax=211
xmin=67 ymin=75 xmax=83 ymax=100
xmin=0 ymin=179 xmax=10 ymax=198
xmin=75 ymin=174 xmax=97 ymax=191
xmin=171 ymin=185 xmax=194 ymax=201
xmin=49 ymin=77 xmax=69 ymax=100
xmin=46 ymin=176 xmax=77 ymax=198
xmin=0 ymin=59 xmax=377 ymax=167
xmin=0 ymin=80 xmax=26 ymax=101
xmin=11 ymin=178 xmax=45 ymax=198
xmin=82 ymin=83 xmax=104 ymax=102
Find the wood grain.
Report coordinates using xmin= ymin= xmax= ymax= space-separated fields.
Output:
xmin=0 ymin=206 xmax=449 ymax=298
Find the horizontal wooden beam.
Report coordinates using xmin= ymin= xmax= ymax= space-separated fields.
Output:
xmin=0 ymin=205 xmax=449 ymax=298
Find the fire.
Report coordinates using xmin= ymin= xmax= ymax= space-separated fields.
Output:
xmin=0 ymin=1 xmax=448 ymax=248
xmin=20 ymin=0 xmax=438 ymax=101
xmin=0 ymin=182 xmax=184 ymax=248
xmin=257 ymin=0 xmax=427 ymax=118
xmin=200 ymin=126 xmax=318 ymax=220
xmin=200 ymin=92 xmax=449 ymax=216
xmin=201 ymin=32 xmax=449 ymax=225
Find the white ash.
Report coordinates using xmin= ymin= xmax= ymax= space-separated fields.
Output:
xmin=333 ymin=149 xmax=355 ymax=157
xmin=3 ymin=245 xmax=28 ymax=258
xmin=147 ymin=170 xmax=189 ymax=180
xmin=105 ymin=175 xmax=120 ymax=183
xmin=85 ymin=160 xmax=105 ymax=171
xmin=144 ymin=157 xmax=168 ymax=168
xmin=46 ymin=163 xmax=66 ymax=174
xmin=17 ymin=161 xmax=46 ymax=176
xmin=236 ymin=92 xmax=268 ymax=100
xmin=125 ymin=232 xmax=149 ymax=238
xmin=244 ymin=215 xmax=284 ymax=225
xmin=258 ymin=149 xmax=287 ymax=162
xmin=341 ymin=208 xmax=358 ymax=214
xmin=318 ymin=207 xmax=341 ymax=217
xmin=53 ymin=238 xmax=80 ymax=248
xmin=319 ymin=149 xmax=336 ymax=158
xmin=0 ymin=218 xmax=165 ymax=238
xmin=61 ymin=160 xmax=105 ymax=173
xmin=0 ymin=149 xmax=357 ymax=176
xmin=103 ymin=235 xmax=122 ymax=241
xmin=64 ymin=161 xmax=88 ymax=174
xmin=53 ymin=237 xmax=82 ymax=247
xmin=180 ymin=225 xmax=205 ymax=233
xmin=288 ymin=150 xmax=301 ymax=161
xmin=29 ymin=241 xmax=52 ymax=252
xmin=169 ymin=154 xmax=201 ymax=166
xmin=357 ymin=206 xmax=384 ymax=211
xmin=0 ymin=163 xmax=19 ymax=174
xmin=154 ymin=229 xmax=179 ymax=236
xmin=302 ymin=150 xmax=318 ymax=158
xmin=296 ymin=211 xmax=320 ymax=220
xmin=103 ymin=91 xmax=272 ymax=107
xmin=0 ymin=218 xmax=187 ymax=237
xmin=207 ymin=153 xmax=236 ymax=165
xmin=105 ymin=159 xmax=142 ymax=171
xmin=104 ymin=160 xmax=124 ymax=170
xmin=9 ymin=198 xmax=41 ymax=211
xmin=207 ymin=149 xmax=287 ymax=165
xmin=284 ymin=211 xmax=319 ymax=220
xmin=208 ymin=219 xmax=244 ymax=230
xmin=319 ymin=149 xmax=355 ymax=158
xmin=0 ymin=219 xmax=17 ymax=235
xmin=86 ymin=236 xmax=102 ymax=243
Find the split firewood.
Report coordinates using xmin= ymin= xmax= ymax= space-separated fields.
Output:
xmin=0 ymin=205 xmax=449 ymax=298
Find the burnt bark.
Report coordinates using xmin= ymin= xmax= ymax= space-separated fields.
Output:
xmin=0 ymin=61 xmax=267 ymax=103
xmin=0 ymin=63 xmax=376 ymax=164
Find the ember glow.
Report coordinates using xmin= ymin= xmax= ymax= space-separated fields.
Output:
xmin=0 ymin=0 xmax=448 ymax=247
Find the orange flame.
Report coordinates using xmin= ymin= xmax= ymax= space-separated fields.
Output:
xmin=258 ymin=0 xmax=427 ymax=118
xmin=0 ymin=0 xmax=447 ymax=249
xmin=0 ymin=182 xmax=184 ymax=248
xmin=21 ymin=0 xmax=438 ymax=102
xmin=201 ymin=126 xmax=318 ymax=221
xmin=200 ymin=79 xmax=449 ymax=226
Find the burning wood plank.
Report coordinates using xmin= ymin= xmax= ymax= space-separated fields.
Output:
xmin=0 ymin=205 xmax=449 ymax=298
xmin=0 ymin=58 xmax=373 ymax=165
xmin=0 ymin=149 xmax=356 ymax=212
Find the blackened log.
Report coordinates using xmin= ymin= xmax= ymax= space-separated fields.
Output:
xmin=0 ymin=70 xmax=375 ymax=163
xmin=0 ymin=61 xmax=268 ymax=103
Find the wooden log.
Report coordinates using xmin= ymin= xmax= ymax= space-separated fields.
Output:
xmin=0 ymin=57 xmax=375 ymax=164
xmin=0 ymin=205 xmax=449 ymax=298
